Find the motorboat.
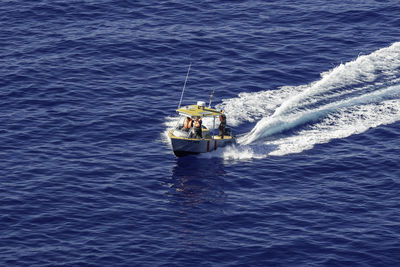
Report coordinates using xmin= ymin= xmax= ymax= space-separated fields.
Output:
xmin=168 ymin=101 xmax=236 ymax=157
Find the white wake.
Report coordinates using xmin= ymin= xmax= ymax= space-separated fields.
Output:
xmin=211 ymin=42 xmax=400 ymax=159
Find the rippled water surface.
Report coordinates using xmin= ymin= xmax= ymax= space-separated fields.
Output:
xmin=1 ymin=0 xmax=400 ymax=266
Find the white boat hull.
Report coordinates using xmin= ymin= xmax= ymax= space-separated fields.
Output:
xmin=169 ymin=130 xmax=236 ymax=157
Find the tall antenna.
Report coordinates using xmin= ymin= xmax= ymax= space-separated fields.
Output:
xmin=178 ymin=62 xmax=192 ymax=109
xmin=208 ymin=89 xmax=214 ymax=108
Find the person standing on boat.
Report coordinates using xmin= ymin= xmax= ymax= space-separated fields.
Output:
xmin=193 ymin=117 xmax=202 ymax=139
xmin=219 ymin=110 xmax=226 ymax=139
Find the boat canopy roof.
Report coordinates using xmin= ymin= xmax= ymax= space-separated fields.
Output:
xmin=176 ymin=104 xmax=222 ymax=118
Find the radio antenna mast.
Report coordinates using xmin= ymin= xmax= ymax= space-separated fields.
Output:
xmin=178 ymin=62 xmax=192 ymax=109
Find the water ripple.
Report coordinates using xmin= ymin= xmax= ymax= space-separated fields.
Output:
xmin=1 ymin=0 xmax=400 ymax=266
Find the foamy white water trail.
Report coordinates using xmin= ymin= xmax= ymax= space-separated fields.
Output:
xmin=212 ymin=42 xmax=400 ymax=159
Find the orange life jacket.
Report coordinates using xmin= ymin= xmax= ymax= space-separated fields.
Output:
xmin=184 ymin=118 xmax=192 ymax=129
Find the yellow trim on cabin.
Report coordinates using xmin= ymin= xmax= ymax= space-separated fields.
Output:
xmin=168 ymin=130 xmax=211 ymax=140
xmin=168 ymin=130 xmax=233 ymax=140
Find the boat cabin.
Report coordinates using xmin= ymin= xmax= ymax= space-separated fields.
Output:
xmin=173 ymin=101 xmax=230 ymax=139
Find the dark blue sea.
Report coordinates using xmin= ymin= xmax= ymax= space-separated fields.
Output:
xmin=1 ymin=0 xmax=400 ymax=266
